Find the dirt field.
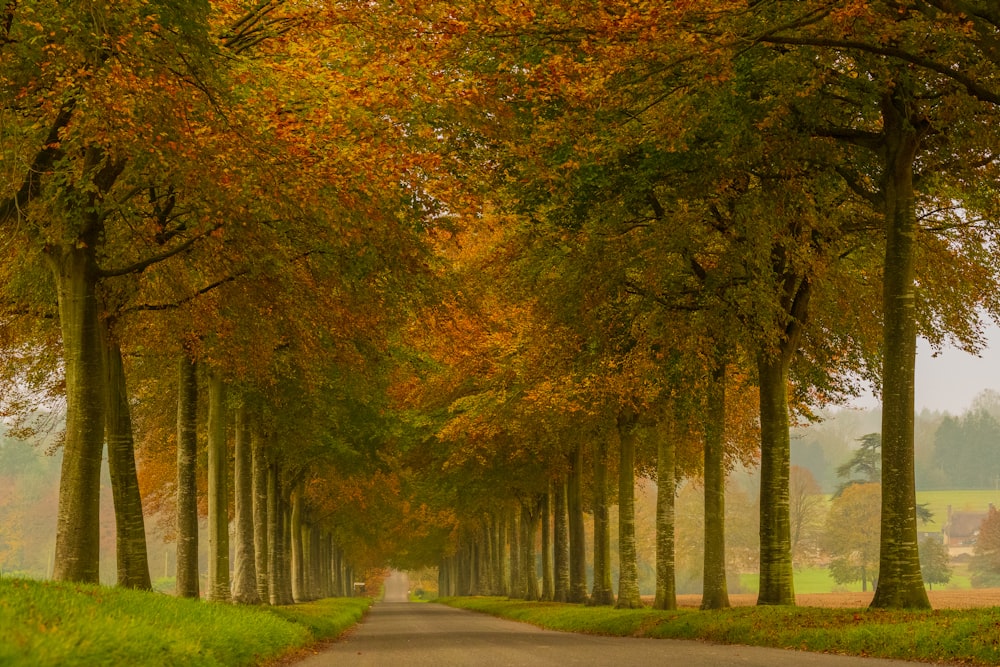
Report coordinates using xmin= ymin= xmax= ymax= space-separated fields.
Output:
xmin=672 ymin=589 xmax=1000 ymax=609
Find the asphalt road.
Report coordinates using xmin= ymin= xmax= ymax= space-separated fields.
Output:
xmin=293 ymin=572 xmax=943 ymax=667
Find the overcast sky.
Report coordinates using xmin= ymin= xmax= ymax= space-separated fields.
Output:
xmin=847 ymin=323 xmax=1000 ymax=415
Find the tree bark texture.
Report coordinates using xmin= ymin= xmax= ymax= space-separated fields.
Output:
xmin=508 ymin=509 xmax=522 ymax=598
xmin=541 ymin=487 xmax=554 ymax=601
xmin=496 ymin=513 xmax=509 ymax=596
xmin=232 ymin=399 xmax=259 ymax=604
xmin=251 ymin=424 xmax=269 ymax=602
xmin=616 ymin=415 xmax=642 ymax=609
xmin=702 ymin=362 xmax=730 ymax=610
xmin=590 ymin=436 xmax=614 ymax=606
xmin=175 ymin=356 xmax=199 ymax=599
xmin=757 ymin=354 xmax=795 ymax=606
xmin=103 ymin=336 xmax=152 ymax=590
xmin=521 ymin=502 xmax=540 ymax=601
xmin=553 ymin=479 xmax=570 ymax=602
xmin=291 ymin=481 xmax=305 ymax=602
xmin=568 ymin=446 xmax=588 ymax=603
xmin=51 ymin=246 xmax=106 ymax=583
xmin=207 ymin=373 xmax=230 ymax=601
xmin=653 ymin=420 xmax=677 ymax=610
xmin=871 ymin=87 xmax=931 ymax=610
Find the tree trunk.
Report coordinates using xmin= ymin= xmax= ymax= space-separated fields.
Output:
xmin=207 ymin=373 xmax=230 ymax=601
xmin=175 ymin=356 xmax=199 ymax=599
xmin=702 ymin=361 xmax=730 ymax=610
xmin=508 ymin=509 xmax=522 ymax=598
xmin=281 ymin=504 xmax=294 ymax=603
xmin=757 ymin=354 xmax=795 ymax=605
xmin=103 ymin=335 xmax=152 ymax=590
xmin=521 ymin=502 xmax=540 ymax=601
xmin=251 ymin=424 xmax=269 ymax=602
xmin=568 ymin=446 xmax=588 ymax=603
xmin=291 ymin=481 xmax=305 ymax=602
xmin=653 ymin=419 xmax=676 ymax=610
xmin=231 ymin=399 xmax=259 ymax=604
xmin=616 ymin=415 xmax=642 ymax=609
xmin=590 ymin=436 xmax=614 ymax=606
xmin=50 ymin=246 xmax=105 ymax=584
xmin=267 ymin=462 xmax=281 ymax=604
xmin=871 ymin=87 xmax=931 ymax=610
xmin=541 ymin=487 xmax=554 ymax=601
xmin=553 ymin=478 xmax=570 ymax=602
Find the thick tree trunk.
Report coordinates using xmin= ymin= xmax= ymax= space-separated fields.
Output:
xmin=103 ymin=336 xmax=152 ymax=590
xmin=291 ymin=481 xmax=305 ymax=602
xmin=541 ymin=487 xmax=554 ymax=601
xmin=251 ymin=425 xmax=269 ymax=602
xmin=232 ymin=399 xmax=259 ymax=604
xmin=553 ymin=479 xmax=570 ymax=602
xmin=653 ymin=419 xmax=676 ymax=610
xmin=496 ymin=513 xmax=509 ymax=596
xmin=590 ymin=436 xmax=614 ymax=606
xmin=702 ymin=362 xmax=730 ymax=610
xmin=521 ymin=502 xmax=540 ymax=601
xmin=479 ymin=522 xmax=494 ymax=595
xmin=568 ymin=446 xmax=588 ymax=603
xmin=757 ymin=354 xmax=795 ymax=606
xmin=508 ymin=509 xmax=522 ymax=598
xmin=50 ymin=246 xmax=106 ymax=584
xmin=281 ymin=504 xmax=295 ymax=602
xmin=207 ymin=373 xmax=230 ymax=601
xmin=267 ymin=463 xmax=293 ymax=604
xmin=616 ymin=415 xmax=642 ymax=609
xmin=871 ymin=88 xmax=931 ymax=610
xmin=175 ymin=356 xmax=199 ymax=599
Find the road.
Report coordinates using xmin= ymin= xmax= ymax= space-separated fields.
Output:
xmin=293 ymin=572 xmax=943 ymax=667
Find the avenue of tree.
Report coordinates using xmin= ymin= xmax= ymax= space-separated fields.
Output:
xmin=3 ymin=0 xmax=1000 ymax=611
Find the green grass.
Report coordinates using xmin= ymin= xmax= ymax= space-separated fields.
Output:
xmin=441 ymin=596 xmax=1000 ymax=665
xmin=916 ymin=490 xmax=1000 ymax=533
xmin=0 ymin=577 xmax=370 ymax=667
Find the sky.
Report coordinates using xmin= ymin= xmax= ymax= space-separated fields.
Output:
xmin=848 ymin=323 xmax=1000 ymax=415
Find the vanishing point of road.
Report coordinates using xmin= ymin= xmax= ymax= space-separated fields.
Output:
xmin=293 ymin=571 xmax=944 ymax=667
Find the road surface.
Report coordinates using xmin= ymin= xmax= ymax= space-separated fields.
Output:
xmin=293 ymin=572 xmax=943 ymax=667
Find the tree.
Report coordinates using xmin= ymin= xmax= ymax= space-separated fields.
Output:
xmin=971 ymin=507 xmax=1000 ymax=589
xmin=918 ymin=536 xmax=951 ymax=591
xmin=822 ymin=483 xmax=881 ymax=592
xmin=835 ymin=434 xmax=882 ymax=496
xmin=788 ymin=466 xmax=824 ymax=568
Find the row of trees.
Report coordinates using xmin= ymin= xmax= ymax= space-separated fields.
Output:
xmin=5 ymin=0 xmax=1000 ymax=612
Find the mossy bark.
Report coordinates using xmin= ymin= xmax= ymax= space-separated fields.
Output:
xmin=50 ymin=246 xmax=105 ymax=584
xmin=232 ymin=399 xmax=259 ymax=604
xmin=103 ymin=337 xmax=151 ymax=590
xmin=871 ymin=87 xmax=931 ymax=610
xmin=207 ymin=373 xmax=230 ymax=602
xmin=568 ymin=446 xmax=588 ymax=603
xmin=590 ymin=436 xmax=614 ymax=606
xmin=553 ymin=479 xmax=570 ymax=602
xmin=616 ymin=414 xmax=642 ymax=608
xmin=702 ymin=362 xmax=730 ymax=610
xmin=653 ymin=420 xmax=676 ymax=610
xmin=175 ymin=356 xmax=199 ymax=599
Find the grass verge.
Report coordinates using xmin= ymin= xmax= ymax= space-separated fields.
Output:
xmin=0 ymin=577 xmax=370 ymax=667
xmin=441 ymin=596 xmax=1000 ymax=665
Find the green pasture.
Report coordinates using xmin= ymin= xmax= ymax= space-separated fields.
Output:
xmin=0 ymin=577 xmax=370 ymax=667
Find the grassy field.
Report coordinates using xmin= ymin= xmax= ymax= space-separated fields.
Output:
xmin=442 ymin=596 xmax=1000 ymax=665
xmin=0 ymin=577 xmax=370 ymax=667
xmin=915 ymin=489 xmax=1000 ymax=533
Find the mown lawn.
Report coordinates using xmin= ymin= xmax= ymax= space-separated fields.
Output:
xmin=442 ymin=596 xmax=1000 ymax=665
xmin=0 ymin=577 xmax=370 ymax=667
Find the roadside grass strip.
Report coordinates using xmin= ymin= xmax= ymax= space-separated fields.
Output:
xmin=0 ymin=577 xmax=370 ymax=667
xmin=441 ymin=596 xmax=1000 ymax=665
